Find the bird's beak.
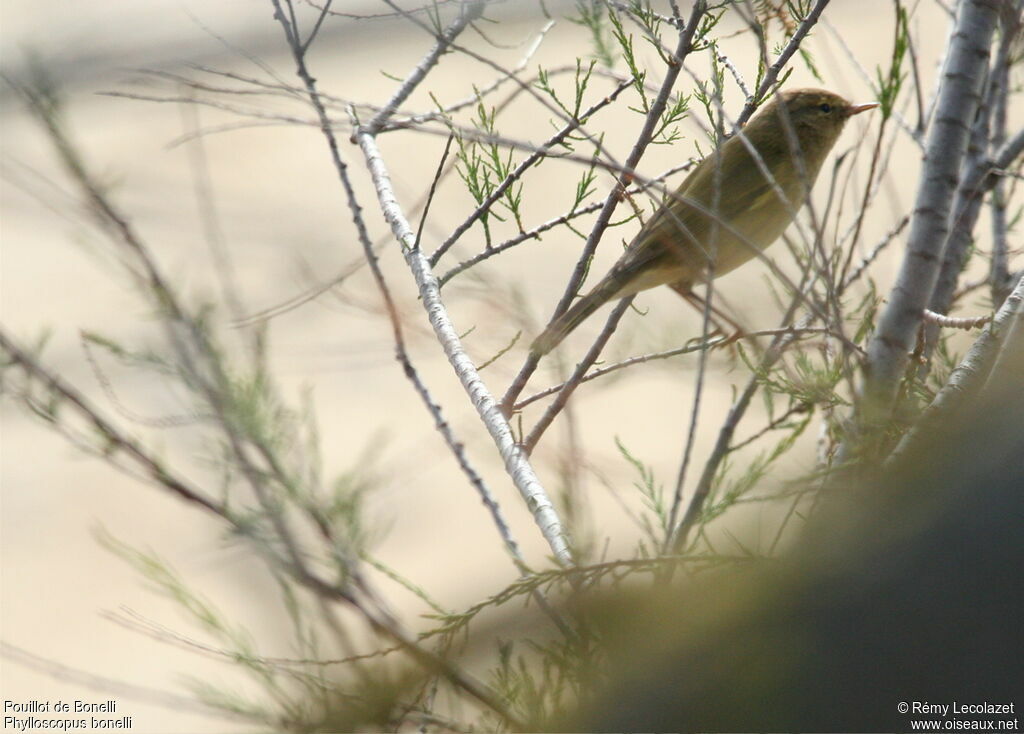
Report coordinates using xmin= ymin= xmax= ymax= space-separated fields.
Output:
xmin=847 ymin=102 xmax=880 ymax=116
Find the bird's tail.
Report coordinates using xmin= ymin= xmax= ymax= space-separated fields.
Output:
xmin=531 ymin=278 xmax=622 ymax=356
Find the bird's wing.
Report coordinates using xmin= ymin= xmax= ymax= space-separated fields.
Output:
xmin=622 ymin=136 xmax=793 ymax=270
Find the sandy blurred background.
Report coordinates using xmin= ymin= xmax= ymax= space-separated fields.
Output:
xmin=0 ymin=1 xmax=1000 ymax=730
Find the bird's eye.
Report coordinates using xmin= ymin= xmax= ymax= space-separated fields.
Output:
xmin=819 ymin=103 xmax=832 ymax=113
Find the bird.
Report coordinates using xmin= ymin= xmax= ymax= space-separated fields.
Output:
xmin=531 ymin=88 xmax=878 ymax=356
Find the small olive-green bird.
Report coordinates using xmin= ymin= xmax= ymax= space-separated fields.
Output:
xmin=531 ymin=88 xmax=878 ymax=356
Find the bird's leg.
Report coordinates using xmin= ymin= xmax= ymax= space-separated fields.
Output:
xmin=669 ymin=282 xmax=746 ymax=346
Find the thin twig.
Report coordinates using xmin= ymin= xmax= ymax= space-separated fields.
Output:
xmin=437 ymin=163 xmax=696 ymax=286
xmin=0 ymin=331 xmax=224 ymax=517
xmin=736 ymin=0 xmax=833 ymax=126
xmin=365 ymin=1 xmax=486 ymax=134
xmin=1 ymin=642 xmax=257 ymax=724
xmin=922 ymin=308 xmax=991 ymax=330
xmin=841 ymin=214 xmax=911 ymax=293
xmin=522 ymin=297 xmax=635 ymax=452
xmin=429 ymin=77 xmax=634 ymax=265
xmin=383 ymin=20 xmax=557 ymax=131
xmin=729 ymin=403 xmax=810 ymax=454
xmin=669 ymin=261 xmax=821 ymax=552
xmin=667 ymin=83 xmax=727 ymax=541
xmin=513 ymin=327 xmax=833 ymax=409
xmin=500 ymin=0 xmax=710 ymax=415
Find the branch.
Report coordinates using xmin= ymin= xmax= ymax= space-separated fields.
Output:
xmin=500 ymin=0 xmax=709 ymax=413
xmin=857 ymin=0 xmax=1001 ymax=440
xmin=437 ymin=160 xmax=697 ymax=287
xmin=928 ymin=124 xmax=1024 ymax=330
xmin=988 ymin=1 xmax=1021 ymax=304
xmin=0 ymin=330 xmax=224 ymax=517
xmin=0 ymin=642 xmax=255 ymax=724
xmin=890 ymin=274 xmax=1023 ymax=461
xmin=8 ymin=71 xmax=323 ymax=581
xmin=429 ymin=76 xmax=634 ymax=266
xmin=364 ymin=1 xmax=486 ymax=134
xmin=352 ymin=123 xmax=573 ymax=567
xmin=355 ymin=136 xmax=532 ymax=574
xmin=921 ymin=308 xmax=990 ymax=330
xmin=378 ymin=20 xmax=557 ymax=130
xmin=324 ymin=2 xmax=573 ymax=568
xmin=513 ymin=327 xmax=834 ymax=410
xmin=735 ymin=0 xmax=833 ymax=126
xmin=669 ymin=269 xmax=821 ymax=552
xmin=522 ymin=297 xmax=635 ymax=452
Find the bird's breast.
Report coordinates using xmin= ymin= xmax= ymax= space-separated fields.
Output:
xmin=706 ymin=183 xmax=804 ymax=276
